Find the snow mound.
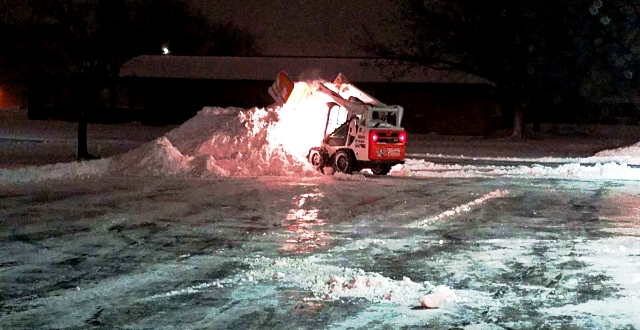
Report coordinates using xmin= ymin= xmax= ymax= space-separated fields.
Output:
xmin=109 ymin=136 xmax=192 ymax=177
xmin=594 ymin=141 xmax=640 ymax=158
xmin=0 ymin=106 xmax=321 ymax=183
xmin=591 ymin=141 xmax=640 ymax=166
xmin=234 ymin=256 xmax=434 ymax=304
xmin=128 ymin=106 xmax=317 ymax=177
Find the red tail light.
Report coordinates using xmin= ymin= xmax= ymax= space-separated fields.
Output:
xmin=399 ymin=131 xmax=407 ymax=144
xmin=370 ymin=132 xmax=379 ymax=143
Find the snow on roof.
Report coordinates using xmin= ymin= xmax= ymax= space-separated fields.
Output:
xmin=118 ymin=55 xmax=491 ymax=84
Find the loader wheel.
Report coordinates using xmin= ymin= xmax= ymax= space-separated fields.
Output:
xmin=370 ymin=164 xmax=391 ymax=175
xmin=308 ymin=149 xmax=324 ymax=172
xmin=334 ymin=150 xmax=354 ymax=174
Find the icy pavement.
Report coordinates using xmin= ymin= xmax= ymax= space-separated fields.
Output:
xmin=2 ymin=107 xmax=640 ymax=328
xmin=1 ymin=176 xmax=639 ymax=329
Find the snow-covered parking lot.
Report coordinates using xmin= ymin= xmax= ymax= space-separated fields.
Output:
xmin=1 ymin=108 xmax=640 ymax=329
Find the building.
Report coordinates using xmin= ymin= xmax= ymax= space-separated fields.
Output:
xmin=28 ymin=56 xmax=502 ymax=135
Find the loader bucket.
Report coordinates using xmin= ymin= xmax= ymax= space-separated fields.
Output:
xmin=268 ymin=71 xmax=295 ymax=106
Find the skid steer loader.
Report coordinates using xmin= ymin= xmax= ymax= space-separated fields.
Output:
xmin=269 ymin=71 xmax=406 ymax=175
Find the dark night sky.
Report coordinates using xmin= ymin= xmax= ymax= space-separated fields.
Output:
xmin=190 ymin=0 xmax=401 ymax=57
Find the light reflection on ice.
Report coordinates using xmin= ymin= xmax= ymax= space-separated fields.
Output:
xmin=280 ymin=191 xmax=330 ymax=254
xmin=596 ymin=193 xmax=640 ymax=235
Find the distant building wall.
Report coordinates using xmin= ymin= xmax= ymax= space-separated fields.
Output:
xmin=26 ymin=56 xmax=640 ymax=135
xmin=529 ymin=102 xmax=640 ymax=125
xmin=28 ymin=76 xmax=275 ymax=125
xmin=27 ymin=75 xmax=503 ymax=134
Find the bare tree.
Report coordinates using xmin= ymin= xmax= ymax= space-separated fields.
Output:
xmin=0 ymin=0 xmax=258 ymax=158
xmin=366 ymin=0 xmax=640 ymax=137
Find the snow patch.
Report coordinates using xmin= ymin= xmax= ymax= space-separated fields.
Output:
xmin=407 ymin=189 xmax=509 ymax=227
xmin=332 ymin=172 xmax=367 ymax=181
xmin=395 ymin=158 xmax=640 ymax=181
xmin=231 ymin=256 xmax=434 ymax=305
xmin=0 ymin=158 xmax=110 ymax=184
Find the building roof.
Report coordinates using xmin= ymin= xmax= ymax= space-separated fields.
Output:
xmin=118 ymin=56 xmax=491 ymax=84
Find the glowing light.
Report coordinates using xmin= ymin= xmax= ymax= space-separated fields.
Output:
xmin=597 ymin=194 xmax=640 ymax=231
xmin=266 ymin=81 xmax=338 ymax=162
xmin=162 ymin=46 xmax=170 ymax=55
xmin=399 ymin=131 xmax=407 ymax=143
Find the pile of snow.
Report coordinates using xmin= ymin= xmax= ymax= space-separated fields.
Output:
xmin=140 ymin=253 xmax=457 ymax=310
xmin=1 ymin=106 xmax=322 ymax=183
xmin=219 ymin=255 xmax=446 ymax=305
xmin=591 ymin=141 xmax=640 ymax=163
xmin=595 ymin=141 xmax=640 ymax=158
xmin=113 ymin=106 xmax=317 ymax=177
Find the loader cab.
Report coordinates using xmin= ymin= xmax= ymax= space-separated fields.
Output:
xmin=325 ymin=120 xmax=349 ymax=146
xmin=324 ymin=101 xmax=362 ymax=146
xmin=325 ymin=102 xmax=349 ymax=135
xmin=325 ymin=114 xmax=364 ymax=147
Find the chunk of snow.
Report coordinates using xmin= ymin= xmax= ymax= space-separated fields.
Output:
xmin=419 ymin=293 xmax=446 ymax=309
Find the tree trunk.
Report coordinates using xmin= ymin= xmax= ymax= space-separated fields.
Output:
xmin=77 ymin=110 xmax=89 ymax=158
xmin=109 ymin=67 xmax=118 ymax=110
xmin=511 ymin=105 xmax=524 ymax=138
xmin=533 ymin=116 xmax=540 ymax=133
xmin=109 ymin=83 xmax=116 ymax=110
xmin=76 ymin=78 xmax=96 ymax=160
